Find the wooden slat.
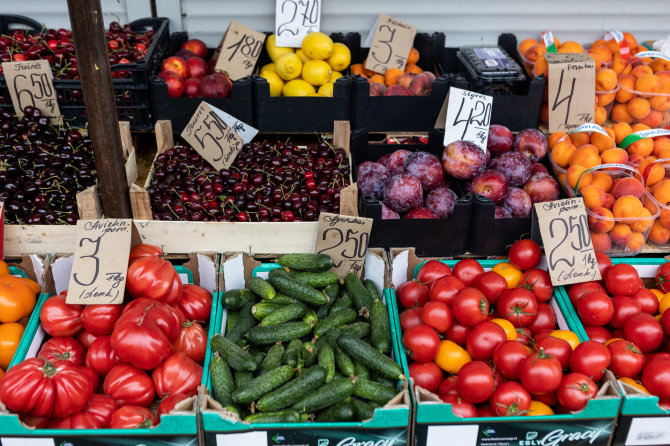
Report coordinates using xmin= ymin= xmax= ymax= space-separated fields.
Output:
xmin=130 ymin=184 xmax=153 ymax=220
xmin=339 ymin=183 xmax=359 ymax=217
xmin=333 ymin=120 xmax=351 ymax=156
xmin=76 ymin=186 xmax=102 ymax=220
xmin=155 ymin=120 xmax=174 ymax=155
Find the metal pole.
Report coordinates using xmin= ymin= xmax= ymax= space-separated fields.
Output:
xmin=67 ymin=0 xmax=132 ymax=218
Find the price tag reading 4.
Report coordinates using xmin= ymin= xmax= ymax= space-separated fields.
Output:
xmin=214 ymin=20 xmax=265 ymax=81
xmin=365 ymin=14 xmax=416 ymax=74
xmin=67 ymin=219 xmax=137 ymax=305
xmin=534 ymin=197 xmax=601 ymax=286
xmin=314 ymin=213 xmax=373 ymax=278
xmin=1 ymin=60 xmax=61 ymax=123
xmin=546 ymin=53 xmax=595 ymax=133
xmin=442 ymin=87 xmax=493 ymax=151
xmin=275 ymin=0 xmax=321 ymax=47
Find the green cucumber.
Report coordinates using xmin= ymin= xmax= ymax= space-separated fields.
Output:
xmin=337 ymin=334 xmax=403 ymax=380
xmin=268 ymin=268 xmax=329 ymax=306
xmin=353 ymin=361 xmax=370 ymax=380
xmin=225 ymin=311 xmax=238 ymax=335
xmin=315 ymin=402 xmax=356 ymax=422
xmin=260 ymin=302 xmax=309 ymax=326
xmin=249 ymin=276 xmax=276 ymax=300
xmin=351 ymin=398 xmax=377 ymax=421
xmin=244 ymin=410 xmax=302 ymax=423
xmin=234 ymin=370 xmax=253 ymax=388
xmin=251 ymin=302 xmax=284 ymax=321
xmin=292 ymin=377 xmax=355 ymax=412
xmin=259 ymin=342 xmax=285 ymax=375
xmin=317 ymin=343 xmax=335 ymax=382
xmin=227 ymin=302 xmax=256 ymax=344
xmin=210 ymin=335 xmax=257 ymax=372
xmin=289 ymin=270 xmax=339 ymax=287
xmin=342 ymin=322 xmax=372 ymax=339
xmin=232 ymin=365 xmax=295 ymax=404
xmin=370 ymin=300 xmax=391 ymax=354
xmin=370 ymin=375 xmax=396 ymax=388
xmin=210 ymin=354 xmax=235 ymax=406
xmin=277 ymin=253 xmax=333 ymax=272
xmin=318 ymin=282 xmax=341 ymax=319
xmin=263 ymin=293 xmax=298 ymax=305
xmin=335 ymin=348 xmax=355 ymax=377
xmin=313 ymin=308 xmax=357 ymax=338
xmin=302 ymin=309 xmax=318 ymax=328
xmin=221 ymin=289 xmax=254 ymax=310
xmin=345 ymin=273 xmax=374 ymax=318
xmin=283 ymin=338 xmax=303 ymax=368
xmin=329 ymin=292 xmax=353 ymax=315
xmin=353 ymin=378 xmax=397 ymax=404
xmin=250 ymin=348 xmax=265 ymax=366
xmin=256 ymin=365 xmax=328 ymax=412
xmin=302 ymin=342 xmax=317 ymax=367
xmin=247 ymin=322 xmax=312 ymax=345
xmin=364 ymin=279 xmax=380 ymax=302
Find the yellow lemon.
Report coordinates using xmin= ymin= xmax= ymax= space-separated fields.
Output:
xmin=301 ymin=32 xmax=334 ymax=60
xmin=260 ymin=70 xmax=284 ymax=97
xmin=283 ymin=79 xmax=315 ymax=97
xmin=302 ymin=60 xmax=332 ymax=86
xmin=260 ymin=63 xmax=276 ymax=74
xmin=266 ymin=34 xmax=294 ymax=62
xmin=330 ymin=71 xmax=343 ymax=82
xmin=318 ymin=82 xmax=334 ymax=97
xmin=296 ymin=48 xmax=311 ymax=64
xmin=327 ymin=42 xmax=351 ymax=71
xmin=275 ymin=53 xmax=303 ymax=81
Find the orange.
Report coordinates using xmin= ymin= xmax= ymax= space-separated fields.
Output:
xmin=0 ymin=323 xmax=24 ymax=370
xmin=568 ymin=145 xmax=601 ymax=168
xmin=384 ymin=68 xmax=404 ymax=87
xmin=404 ymin=64 xmax=423 ymax=74
xmin=407 ymin=48 xmax=420 ymax=65
xmin=613 ymin=196 xmax=644 ymax=218
xmin=350 ymin=64 xmax=364 ymax=76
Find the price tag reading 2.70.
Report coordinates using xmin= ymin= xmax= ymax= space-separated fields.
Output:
xmin=314 ymin=213 xmax=373 ymax=278
xmin=1 ymin=60 xmax=61 ymax=123
xmin=534 ymin=197 xmax=601 ymax=286
xmin=365 ymin=14 xmax=416 ymax=74
xmin=275 ymin=0 xmax=321 ymax=47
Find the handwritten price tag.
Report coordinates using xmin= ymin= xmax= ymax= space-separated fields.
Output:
xmin=214 ymin=20 xmax=265 ymax=81
xmin=546 ymin=53 xmax=595 ymax=133
xmin=66 ymin=219 xmax=139 ymax=305
xmin=314 ymin=212 xmax=373 ymax=277
xmin=365 ymin=14 xmax=416 ymax=74
xmin=275 ymin=0 xmax=321 ymax=47
xmin=441 ymin=87 xmax=493 ymax=151
xmin=1 ymin=60 xmax=61 ymax=123
xmin=534 ymin=197 xmax=601 ymax=286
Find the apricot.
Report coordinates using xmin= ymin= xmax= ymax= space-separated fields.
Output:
xmin=597 ymin=91 xmax=617 ymax=107
xmin=612 ymin=122 xmax=633 ymax=145
xmin=629 ymin=207 xmax=654 ymax=232
xmin=611 ymin=177 xmax=645 ymax=199
xmin=649 ymin=58 xmax=670 ymax=73
xmin=596 ymin=68 xmax=618 ymax=91
xmin=611 ymin=103 xmax=634 ymax=124
xmin=660 ymin=207 xmax=670 ymax=229
xmin=588 ymin=53 xmax=603 ymax=70
xmin=569 ymin=145 xmax=601 ymax=169
xmin=648 ymin=221 xmax=670 ymax=245
xmin=611 ymin=57 xmax=628 ymax=77
xmin=591 ymin=171 xmax=613 ymax=192
xmin=533 ymin=56 xmax=548 ymax=78
xmin=649 ymin=96 xmax=670 ymax=112
xmin=657 ymin=72 xmax=670 ymax=92
xmin=627 ymin=138 xmax=655 ymax=158
xmin=653 ymin=179 xmax=670 ymax=205
xmin=639 ymin=109 xmax=664 ymax=127
xmin=566 ymin=165 xmax=592 ymax=191
xmin=604 ymin=193 xmax=616 ymax=210
xmin=631 ymin=65 xmax=654 ymax=79
xmin=653 ymin=136 xmax=670 ymax=157
xmin=518 ymin=39 xmax=539 ymax=56
xmin=613 ymin=195 xmax=643 ymax=218
xmin=595 ymin=106 xmax=608 ymax=125
xmin=368 ymin=74 xmax=384 ymax=85
xmin=616 ymin=75 xmax=637 ymax=103
xmin=627 ymin=97 xmax=651 ymax=120
xmin=601 ymin=148 xmax=629 ymax=165
xmin=582 ymin=185 xmax=607 ymax=209
xmin=623 ymin=32 xmax=638 ymax=50
xmin=548 ymin=132 xmax=568 ymax=149
xmin=569 ymin=132 xmax=591 ymax=147
xmin=405 ymin=64 xmax=423 ymax=74
xmin=639 ymin=160 xmax=665 ymax=186
xmin=591 ymin=231 xmax=612 ymax=253
xmin=408 ymin=48 xmax=420 ymax=65
xmin=636 ymin=74 xmax=662 ymax=95
xmin=559 ymin=41 xmax=584 ymax=54
xmin=591 ymin=132 xmax=614 ymax=153
xmin=627 ymin=153 xmax=645 ymax=169
xmin=589 ymin=45 xmax=613 ymax=64
xmin=551 ymin=140 xmax=577 ymax=168
xmin=610 ymin=223 xmax=633 ymax=246
xmin=384 ymin=68 xmax=404 ymax=87
xmin=588 ymin=207 xmax=615 ymax=233
xmin=605 ymin=39 xmax=621 ymax=56
xmin=625 ymin=231 xmax=646 ymax=252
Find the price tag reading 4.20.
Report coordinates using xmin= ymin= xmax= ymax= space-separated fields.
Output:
xmin=365 ymin=14 xmax=417 ymax=74
xmin=1 ymin=60 xmax=61 ymax=123
xmin=546 ymin=53 xmax=595 ymax=133
xmin=442 ymin=87 xmax=493 ymax=151
xmin=67 ymin=219 xmax=138 ymax=305
xmin=534 ymin=197 xmax=601 ymax=286
xmin=314 ymin=213 xmax=373 ymax=278
xmin=214 ymin=20 xmax=265 ymax=81
xmin=275 ymin=0 xmax=321 ymax=47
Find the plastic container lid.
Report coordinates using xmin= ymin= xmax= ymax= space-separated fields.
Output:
xmin=457 ymin=46 xmax=526 ymax=82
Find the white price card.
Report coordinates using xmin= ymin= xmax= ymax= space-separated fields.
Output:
xmin=546 ymin=53 xmax=596 ymax=133
xmin=364 ymin=13 xmax=417 ymax=74
xmin=426 ymin=425 xmax=479 ymax=446
xmin=314 ymin=212 xmax=373 ymax=278
xmin=275 ymin=0 xmax=321 ymax=47
xmin=441 ymin=87 xmax=493 ymax=151
xmin=1 ymin=60 xmax=61 ymax=123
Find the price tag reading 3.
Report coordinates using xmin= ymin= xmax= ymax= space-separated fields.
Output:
xmin=314 ymin=212 xmax=373 ymax=278
xmin=275 ymin=0 xmax=321 ymax=47
xmin=214 ymin=20 xmax=265 ymax=81
xmin=67 ymin=219 xmax=136 ymax=305
xmin=442 ymin=87 xmax=493 ymax=151
xmin=365 ymin=14 xmax=416 ymax=74
xmin=546 ymin=53 xmax=595 ymax=133
xmin=534 ymin=197 xmax=601 ymax=286
xmin=2 ymin=60 xmax=61 ymax=123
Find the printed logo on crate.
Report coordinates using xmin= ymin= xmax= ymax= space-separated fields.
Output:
xmin=214 ymin=428 xmax=408 ymax=446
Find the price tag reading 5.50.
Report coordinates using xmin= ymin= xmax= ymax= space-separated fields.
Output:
xmin=442 ymin=87 xmax=493 ymax=151
xmin=214 ymin=20 xmax=265 ymax=81
xmin=365 ymin=14 xmax=416 ymax=74
xmin=314 ymin=213 xmax=373 ymax=278
xmin=2 ymin=60 xmax=61 ymax=123
xmin=546 ymin=53 xmax=595 ymax=133
xmin=275 ymin=0 xmax=321 ymax=47
xmin=534 ymin=197 xmax=601 ymax=286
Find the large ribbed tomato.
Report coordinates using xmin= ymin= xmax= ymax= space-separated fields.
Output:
xmin=40 ymin=295 xmax=83 ymax=337
xmin=126 ymin=256 xmax=182 ymax=304
xmin=128 ymin=244 xmax=165 ymax=263
xmin=103 ymin=364 xmax=155 ymax=407
xmin=152 ymin=352 xmax=202 ymax=399
xmin=49 ymin=412 xmax=99 ymax=429
xmin=109 ymin=405 xmax=157 ymax=429
xmin=84 ymin=394 xmax=118 ymax=428
xmin=178 ymin=285 xmax=213 ymax=322
xmin=173 ymin=321 xmax=207 ymax=364
xmin=38 ymin=336 xmax=85 ymax=366
xmin=81 ymin=304 xmax=122 ymax=336
xmin=85 ymin=336 xmax=120 ymax=377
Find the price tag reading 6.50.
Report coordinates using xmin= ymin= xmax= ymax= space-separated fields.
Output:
xmin=314 ymin=213 xmax=373 ymax=277
xmin=2 ymin=60 xmax=61 ymax=123
xmin=365 ymin=14 xmax=416 ymax=74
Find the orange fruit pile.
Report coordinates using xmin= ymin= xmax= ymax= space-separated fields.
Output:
xmin=350 ymin=47 xmax=423 ymax=86
xmin=611 ymin=58 xmax=670 ymax=127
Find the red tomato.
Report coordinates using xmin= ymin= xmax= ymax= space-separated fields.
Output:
xmin=408 ymin=362 xmax=443 ymax=393
xmin=493 ymin=340 xmax=531 ymax=380
xmin=631 ymin=288 xmax=659 ymax=315
xmin=536 ymin=336 xmax=572 ymax=369
xmin=508 ymin=239 xmax=541 ymax=270
xmin=437 ymin=375 xmax=458 ymax=400
xmin=623 ymin=313 xmax=664 ymax=353
xmin=569 ymin=340 xmax=611 ymax=381
xmin=0 ymin=357 xmax=94 ymax=418
xmin=610 ymin=296 xmax=642 ymax=328
xmin=497 ymin=288 xmax=537 ymax=327
xmin=452 ymin=259 xmax=485 ymax=286
xmin=577 ymin=292 xmax=614 ymax=326
xmin=557 ymin=372 xmax=597 ymax=411
xmin=126 ymin=256 xmax=182 ymax=304
xmin=567 ymin=281 xmax=605 ymax=306
xmin=607 ymin=340 xmax=645 ymax=378
xmin=108 ymin=405 xmax=157 ymax=429
xmin=642 ymin=357 xmax=670 ymax=400
xmin=526 ymin=302 xmax=557 ymax=334
xmin=103 ymin=364 xmax=155 ymax=407
xmin=520 ymin=349 xmax=563 ymax=394
xmin=515 ymin=327 xmax=534 ymax=347
xmin=490 ymin=381 xmax=531 ymax=416
xmin=417 ymin=260 xmax=452 ymax=285
xmin=452 ymin=287 xmax=489 ymax=327
xmin=49 ymin=412 xmax=99 ymax=429
xmin=158 ymin=393 xmax=190 ymax=417
xmin=466 ymin=321 xmax=507 ymax=361
xmin=174 ymin=321 xmax=207 ymax=364
xmin=661 ymin=309 xmax=670 ymax=337
xmin=77 ymin=330 xmax=98 ymax=350
xmin=584 ymin=326 xmax=611 ymax=344
xmin=441 ymin=394 xmax=478 ymax=418
xmin=430 ymin=275 xmax=465 ymax=306
xmin=402 ymin=325 xmax=440 ymax=363
xmin=129 ymin=244 xmax=164 ymax=263
xmin=84 ymin=394 xmax=118 ymax=428
xmin=80 ymin=304 xmax=122 ymax=337
xmin=396 ymin=281 xmax=430 ymax=309
xmin=456 ymin=361 xmax=495 ymax=404
xmin=595 ymin=252 xmax=613 ymax=279
xmin=399 ymin=307 xmax=423 ymax=332
xmin=178 ymin=284 xmax=213 ymax=322
xmin=81 ymin=365 xmax=101 ymax=392
xmin=40 ymin=295 xmax=83 ymax=337
xmin=655 ymin=262 xmax=670 ymax=293
xmin=446 ymin=322 xmax=471 ymax=346
xmin=605 ymin=264 xmax=641 ymax=297
xmin=473 ymin=271 xmax=508 ymax=305
xmin=520 ymin=269 xmax=554 ymax=303
xmin=38 ymin=336 xmax=85 ymax=366
xmin=85 ymin=336 xmax=120 ymax=377
xmin=152 ymin=352 xmax=202 ymax=399
xmin=533 ymin=390 xmax=558 ymax=406
xmin=421 ymin=301 xmax=452 ymax=333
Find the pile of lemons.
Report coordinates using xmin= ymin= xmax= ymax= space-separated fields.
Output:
xmin=260 ymin=32 xmax=351 ymax=97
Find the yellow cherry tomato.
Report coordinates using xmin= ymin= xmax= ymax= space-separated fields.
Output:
xmin=549 ymin=330 xmax=580 ymax=350
xmin=527 ymin=400 xmax=554 ymax=416
xmin=0 ymin=322 xmax=25 ymax=370
xmin=619 ymin=377 xmax=650 ymax=395
xmin=659 ymin=294 xmax=670 ymax=314
xmin=490 ymin=318 xmax=517 ymax=340
xmin=433 ymin=340 xmax=471 ymax=374
xmin=651 ymin=289 xmax=665 ymax=302
xmin=492 ymin=262 xmax=523 ymax=288
xmin=605 ymin=337 xmax=626 ymax=346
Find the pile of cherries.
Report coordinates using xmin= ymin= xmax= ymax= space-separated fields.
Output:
xmin=0 ymin=106 xmax=96 ymax=224
xmin=148 ymin=140 xmax=351 ymax=222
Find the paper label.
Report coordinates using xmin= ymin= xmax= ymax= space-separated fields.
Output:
xmin=542 ymin=31 xmax=558 ymax=52
xmin=365 ymin=13 xmax=417 ymax=74
xmin=568 ymin=123 xmax=609 ymax=136
xmin=473 ymin=47 xmax=514 ymax=68
xmin=214 ymin=20 xmax=265 ymax=81
xmin=546 ymin=53 xmax=596 ymax=133
xmin=1 ymin=439 xmax=55 ymax=446
xmin=634 ymin=51 xmax=670 ymax=61
xmin=314 ymin=212 xmax=373 ymax=277
xmin=442 ymin=87 xmax=493 ymax=151
xmin=534 ymin=197 xmax=601 ymax=286
xmin=426 ymin=425 xmax=479 ymax=446
xmin=275 ymin=0 xmax=321 ymax=47
xmin=619 ymin=129 xmax=670 ymax=149
xmin=625 ymin=417 xmax=670 ymax=445
xmin=605 ymin=30 xmax=631 ymax=59
xmin=1 ymin=60 xmax=61 ymax=123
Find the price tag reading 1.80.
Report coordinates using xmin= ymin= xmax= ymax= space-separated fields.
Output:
xmin=275 ymin=0 xmax=321 ymax=47
xmin=314 ymin=213 xmax=373 ymax=278
xmin=1 ymin=60 xmax=61 ymax=123
xmin=214 ymin=20 xmax=265 ymax=81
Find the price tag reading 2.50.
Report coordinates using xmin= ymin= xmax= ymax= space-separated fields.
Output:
xmin=314 ymin=213 xmax=373 ymax=278
xmin=1 ymin=60 xmax=61 ymax=123
xmin=534 ymin=197 xmax=601 ymax=286
xmin=275 ymin=0 xmax=321 ymax=47
xmin=365 ymin=14 xmax=416 ymax=74
xmin=443 ymin=87 xmax=493 ymax=151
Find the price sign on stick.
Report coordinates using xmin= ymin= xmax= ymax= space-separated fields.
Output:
xmin=364 ymin=14 xmax=416 ymax=74
xmin=534 ymin=197 xmax=601 ymax=286
xmin=439 ymin=87 xmax=493 ymax=151
xmin=67 ymin=219 xmax=140 ymax=305
xmin=214 ymin=20 xmax=265 ymax=81
xmin=2 ymin=60 xmax=61 ymax=123
xmin=275 ymin=0 xmax=321 ymax=47
xmin=546 ymin=53 xmax=595 ymax=133
xmin=314 ymin=212 xmax=373 ymax=277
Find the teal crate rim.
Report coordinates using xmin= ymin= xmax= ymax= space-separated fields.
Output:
xmin=412 ymin=259 xmax=504 ymax=280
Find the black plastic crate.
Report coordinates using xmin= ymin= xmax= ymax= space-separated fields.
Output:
xmin=351 ymin=128 xmax=473 ymax=256
xmin=150 ymin=31 xmax=254 ymax=132
xmin=468 ymin=194 xmax=531 ymax=256
xmin=0 ymin=15 xmax=169 ymax=130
